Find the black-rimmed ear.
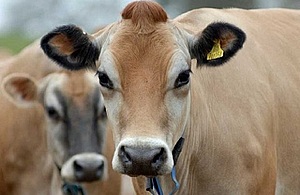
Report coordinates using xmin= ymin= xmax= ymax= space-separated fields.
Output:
xmin=190 ymin=22 xmax=246 ymax=67
xmin=41 ymin=24 xmax=100 ymax=70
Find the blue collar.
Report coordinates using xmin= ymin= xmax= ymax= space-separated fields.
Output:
xmin=146 ymin=137 xmax=185 ymax=195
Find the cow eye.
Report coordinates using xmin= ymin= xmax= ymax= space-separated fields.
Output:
xmin=46 ymin=106 xmax=60 ymax=121
xmin=96 ymin=71 xmax=114 ymax=89
xmin=174 ymin=69 xmax=191 ymax=88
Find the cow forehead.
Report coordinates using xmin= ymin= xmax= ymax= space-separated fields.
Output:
xmin=62 ymin=70 xmax=93 ymax=95
xmin=108 ymin=21 xmax=177 ymax=91
xmin=49 ymin=70 xmax=99 ymax=109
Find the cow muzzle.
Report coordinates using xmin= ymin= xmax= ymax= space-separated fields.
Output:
xmin=61 ymin=153 xmax=107 ymax=182
xmin=112 ymin=137 xmax=173 ymax=176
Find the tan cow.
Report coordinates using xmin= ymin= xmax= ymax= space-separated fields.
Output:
xmin=0 ymin=41 xmax=60 ymax=195
xmin=0 ymin=42 xmax=129 ymax=194
xmin=40 ymin=1 xmax=300 ymax=194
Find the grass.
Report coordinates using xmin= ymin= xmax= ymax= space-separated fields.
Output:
xmin=0 ymin=33 xmax=34 ymax=54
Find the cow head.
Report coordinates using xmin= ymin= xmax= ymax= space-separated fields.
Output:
xmin=2 ymin=70 xmax=108 ymax=182
xmin=40 ymin=1 xmax=246 ymax=176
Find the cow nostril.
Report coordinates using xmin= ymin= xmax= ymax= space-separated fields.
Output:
xmin=73 ymin=160 xmax=83 ymax=173
xmin=73 ymin=160 xmax=85 ymax=180
xmin=97 ymin=161 xmax=104 ymax=171
xmin=96 ymin=162 xmax=104 ymax=172
xmin=120 ymin=146 xmax=132 ymax=163
xmin=152 ymin=148 xmax=165 ymax=165
xmin=95 ymin=161 xmax=104 ymax=178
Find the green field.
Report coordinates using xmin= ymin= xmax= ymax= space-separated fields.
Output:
xmin=0 ymin=33 xmax=34 ymax=54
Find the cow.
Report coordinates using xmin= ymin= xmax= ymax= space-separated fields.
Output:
xmin=40 ymin=1 xmax=300 ymax=194
xmin=0 ymin=40 xmax=60 ymax=195
xmin=0 ymin=41 xmax=130 ymax=195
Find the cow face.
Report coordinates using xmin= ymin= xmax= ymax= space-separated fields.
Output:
xmin=2 ymin=71 xmax=108 ymax=182
xmin=40 ymin=1 xmax=245 ymax=176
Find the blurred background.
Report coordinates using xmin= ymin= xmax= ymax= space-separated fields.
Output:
xmin=0 ymin=0 xmax=299 ymax=54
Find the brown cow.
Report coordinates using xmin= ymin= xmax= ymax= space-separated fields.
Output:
xmin=0 ymin=42 xmax=129 ymax=194
xmin=40 ymin=1 xmax=300 ymax=194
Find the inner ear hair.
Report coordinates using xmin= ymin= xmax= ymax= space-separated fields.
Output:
xmin=219 ymin=30 xmax=238 ymax=50
xmin=49 ymin=33 xmax=75 ymax=56
xmin=1 ymin=73 xmax=38 ymax=106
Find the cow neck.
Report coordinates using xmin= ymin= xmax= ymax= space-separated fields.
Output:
xmin=54 ymin=162 xmax=86 ymax=195
xmin=146 ymin=126 xmax=186 ymax=195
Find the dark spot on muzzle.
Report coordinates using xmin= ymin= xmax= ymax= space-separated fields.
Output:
xmin=118 ymin=146 xmax=167 ymax=176
xmin=73 ymin=158 xmax=104 ymax=182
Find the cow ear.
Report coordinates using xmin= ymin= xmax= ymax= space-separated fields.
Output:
xmin=41 ymin=24 xmax=100 ymax=70
xmin=190 ymin=22 xmax=246 ymax=67
xmin=1 ymin=73 xmax=38 ymax=107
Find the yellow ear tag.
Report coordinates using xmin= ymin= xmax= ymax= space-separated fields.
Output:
xmin=207 ymin=40 xmax=224 ymax=60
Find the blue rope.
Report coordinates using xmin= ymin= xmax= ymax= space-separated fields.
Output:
xmin=146 ymin=136 xmax=185 ymax=195
xmin=169 ymin=167 xmax=180 ymax=195
xmin=153 ymin=177 xmax=164 ymax=195
xmin=146 ymin=166 xmax=180 ymax=195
